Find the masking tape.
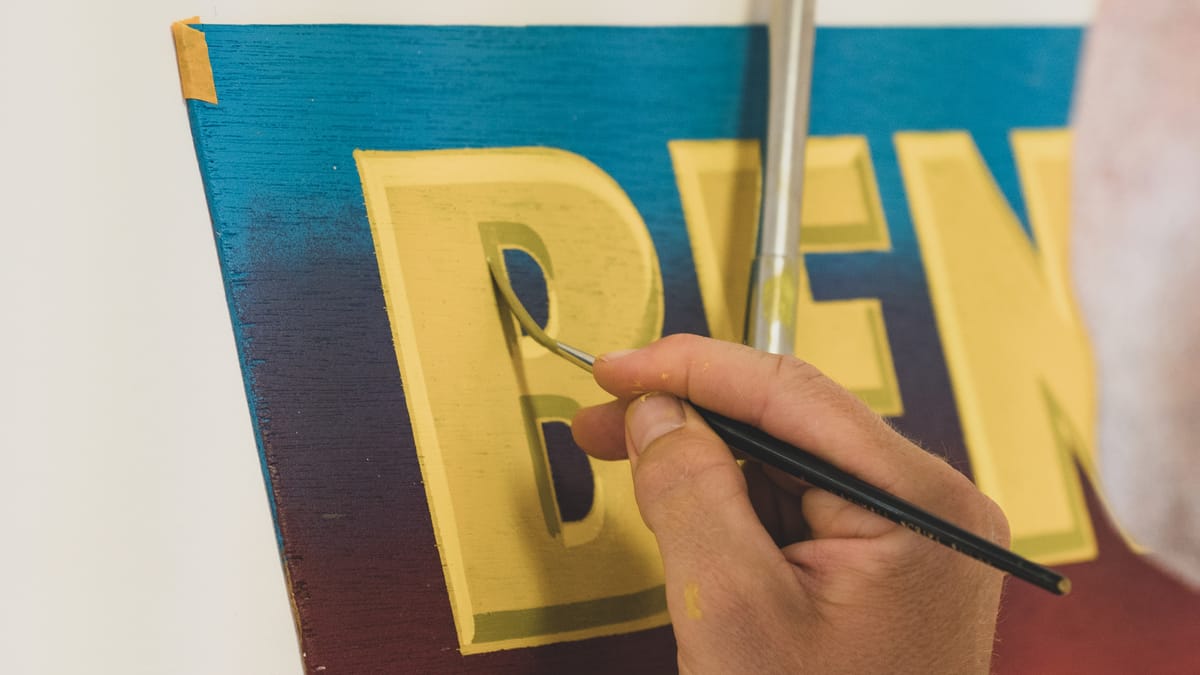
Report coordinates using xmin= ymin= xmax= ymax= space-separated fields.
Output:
xmin=171 ymin=17 xmax=218 ymax=104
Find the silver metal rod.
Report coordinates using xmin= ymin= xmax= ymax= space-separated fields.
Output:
xmin=746 ymin=0 xmax=816 ymax=355
xmin=556 ymin=342 xmax=596 ymax=372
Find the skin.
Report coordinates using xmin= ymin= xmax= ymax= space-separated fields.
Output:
xmin=1072 ymin=0 xmax=1200 ymax=588
xmin=572 ymin=334 xmax=1009 ymax=675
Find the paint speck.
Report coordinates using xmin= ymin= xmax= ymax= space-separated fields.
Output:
xmin=702 ymin=361 xmax=711 ymax=372
xmin=684 ymin=582 xmax=702 ymax=619
xmin=315 ymin=667 xmax=326 ymax=672
xmin=660 ymin=372 xmax=670 ymax=382
xmin=332 ymin=165 xmax=338 ymax=171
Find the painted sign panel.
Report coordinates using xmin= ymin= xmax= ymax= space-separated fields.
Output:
xmin=178 ymin=23 xmax=1200 ymax=673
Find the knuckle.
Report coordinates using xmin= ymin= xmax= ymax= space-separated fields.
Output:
xmin=656 ymin=332 xmax=702 ymax=352
xmin=768 ymin=353 xmax=824 ymax=387
xmin=633 ymin=447 xmax=686 ymax=506
xmin=760 ymin=354 xmax=879 ymax=428
xmin=940 ymin=474 xmax=1012 ymax=548
xmin=632 ymin=438 xmax=700 ymax=517
xmin=766 ymin=355 xmax=851 ymax=409
xmin=632 ymin=433 xmax=742 ymax=528
xmin=978 ymin=494 xmax=1012 ymax=548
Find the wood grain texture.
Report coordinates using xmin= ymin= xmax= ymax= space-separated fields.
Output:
xmin=182 ymin=24 xmax=1200 ymax=674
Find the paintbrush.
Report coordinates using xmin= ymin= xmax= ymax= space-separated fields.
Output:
xmin=485 ymin=254 xmax=1071 ymax=596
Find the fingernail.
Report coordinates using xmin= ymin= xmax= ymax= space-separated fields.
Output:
xmin=627 ymin=393 xmax=686 ymax=456
xmin=600 ymin=348 xmax=637 ymax=362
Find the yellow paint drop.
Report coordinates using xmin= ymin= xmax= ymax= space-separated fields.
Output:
xmin=684 ymin=582 xmax=702 ymax=619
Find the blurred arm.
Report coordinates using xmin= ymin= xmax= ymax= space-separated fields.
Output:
xmin=1072 ymin=0 xmax=1200 ymax=587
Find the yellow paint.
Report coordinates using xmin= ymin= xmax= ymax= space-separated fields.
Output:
xmin=356 ymin=147 xmax=667 ymax=652
xmin=895 ymin=130 xmax=1110 ymax=564
xmin=683 ymin=582 xmax=702 ymax=619
xmin=170 ymin=17 xmax=218 ymax=104
xmin=668 ymin=139 xmax=760 ymax=343
xmin=760 ymin=265 xmax=799 ymax=326
xmin=668 ymin=137 xmax=902 ymax=415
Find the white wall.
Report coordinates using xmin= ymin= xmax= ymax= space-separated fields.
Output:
xmin=0 ymin=2 xmax=1093 ymax=673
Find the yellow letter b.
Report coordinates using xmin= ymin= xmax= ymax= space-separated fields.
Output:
xmin=356 ymin=147 xmax=666 ymax=653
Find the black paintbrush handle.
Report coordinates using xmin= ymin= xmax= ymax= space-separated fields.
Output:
xmin=693 ymin=405 xmax=1070 ymax=596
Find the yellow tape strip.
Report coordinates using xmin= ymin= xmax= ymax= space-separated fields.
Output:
xmin=171 ymin=17 xmax=218 ymax=104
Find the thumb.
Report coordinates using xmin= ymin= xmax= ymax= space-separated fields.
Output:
xmin=624 ymin=393 xmax=791 ymax=624
xmin=625 ymin=393 xmax=751 ymax=538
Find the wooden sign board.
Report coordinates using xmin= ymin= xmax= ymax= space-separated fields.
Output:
xmin=176 ymin=22 xmax=1200 ymax=673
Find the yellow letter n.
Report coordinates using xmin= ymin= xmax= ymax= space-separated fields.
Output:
xmin=896 ymin=130 xmax=1105 ymax=564
xmin=356 ymin=147 xmax=667 ymax=653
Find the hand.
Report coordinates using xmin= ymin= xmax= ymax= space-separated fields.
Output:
xmin=571 ymin=334 xmax=1009 ymax=675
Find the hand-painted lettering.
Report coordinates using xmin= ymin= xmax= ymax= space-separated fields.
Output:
xmin=356 ymin=147 xmax=667 ymax=653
